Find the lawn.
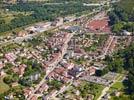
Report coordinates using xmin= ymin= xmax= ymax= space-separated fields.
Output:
xmin=0 ymin=77 xmax=9 ymax=94
xmin=111 ymin=82 xmax=124 ymax=90
xmin=108 ymin=81 xmax=125 ymax=94
xmin=94 ymin=85 xmax=104 ymax=100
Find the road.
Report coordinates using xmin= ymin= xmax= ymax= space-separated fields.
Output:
xmin=104 ymin=36 xmax=115 ymax=55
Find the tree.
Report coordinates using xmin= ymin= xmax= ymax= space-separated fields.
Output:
xmin=95 ymin=67 xmax=109 ymax=76
xmin=111 ymin=57 xmax=124 ymax=72
xmin=48 ymin=80 xmax=62 ymax=90
xmin=112 ymin=22 xmax=124 ymax=34
xmin=19 ymin=78 xmax=32 ymax=86
xmin=0 ymin=19 xmax=5 ymax=24
xmin=3 ymin=76 xmax=12 ymax=84
xmin=109 ymin=12 xmax=119 ymax=25
xmin=127 ymin=70 xmax=134 ymax=93
xmin=108 ymin=0 xmax=133 ymax=34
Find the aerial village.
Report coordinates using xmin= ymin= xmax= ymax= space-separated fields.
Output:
xmin=0 ymin=8 xmax=133 ymax=100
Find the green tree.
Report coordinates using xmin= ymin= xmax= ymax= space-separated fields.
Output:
xmin=112 ymin=22 xmax=124 ymax=33
xmin=3 ymin=76 xmax=12 ymax=84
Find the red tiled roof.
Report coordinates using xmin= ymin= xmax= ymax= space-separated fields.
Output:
xmin=30 ymin=95 xmax=37 ymax=100
xmin=54 ymin=67 xmax=65 ymax=75
xmin=86 ymin=18 xmax=111 ymax=33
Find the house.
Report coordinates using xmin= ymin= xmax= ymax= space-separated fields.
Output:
xmin=18 ymin=64 xmax=27 ymax=77
xmin=62 ymin=63 xmax=74 ymax=70
xmin=25 ymin=26 xmax=37 ymax=33
xmin=73 ymin=80 xmax=81 ymax=87
xmin=17 ymin=31 xmax=28 ymax=37
xmin=67 ymin=50 xmax=74 ymax=58
xmin=0 ymin=61 xmax=3 ymax=69
xmin=93 ymin=62 xmax=106 ymax=70
xmin=123 ymin=30 xmax=131 ymax=36
xmin=87 ymin=94 xmax=94 ymax=100
xmin=74 ymin=47 xmax=85 ymax=58
xmin=54 ymin=67 xmax=65 ymax=75
xmin=11 ymin=82 xmax=18 ymax=87
xmin=62 ymin=77 xmax=70 ymax=83
xmin=29 ymin=73 xmax=41 ymax=81
xmin=114 ymin=91 xmax=121 ymax=97
xmin=5 ymin=53 xmax=17 ymax=62
xmin=88 ymin=66 xmax=96 ymax=75
xmin=0 ymin=70 xmax=5 ymax=76
xmin=67 ymin=26 xmax=81 ymax=33
xmin=49 ymin=90 xmax=58 ymax=97
xmin=64 ymin=16 xmax=76 ymax=22
xmin=23 ymin=88 xmax=33 ymax=98
xmin=5 ymin=0 xmax=17 ymax=4
xmin=37 ymin=83 xmax=49 ymax=93
xmin=44 ymin=90 xmax=59 ymax=100
xmin=86 ymin=18 xmax=111 ymax=33
xmin=42 ymin=95 xmax=49 ymax=100
xmin=68 ymin=66 xmax=83 ymax=77
xmin=34 ymin=22 xmax=51 ymax=33
xmin=51 ymin=17 xmax=63 ymax=26
xmin=30 ymin=95 xmax=38 ymax=100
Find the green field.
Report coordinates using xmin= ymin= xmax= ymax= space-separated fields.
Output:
xmin=108 ymin=81 xmax=127 ymax=100
xmin=111 ymin=82 xmax=124 ymax=90
xmin=0 ymin=77 xmax=9 ymax=94
xmin=94 ymin=85 xmax=105 ymax=100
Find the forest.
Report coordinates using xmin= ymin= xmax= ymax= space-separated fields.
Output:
xmin=108 ymin=0 xmax=134 ymax=34
xmin=0 ymin=2 xmax=94 ymax=34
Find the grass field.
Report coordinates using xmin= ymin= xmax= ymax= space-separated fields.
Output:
xmin=111 ymin=82 xmax=124 ymax=90
xmin=94 ymin=85 xmax=105 ymax=100
xmin=0 ymin=77 xmax=9 ymax=94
